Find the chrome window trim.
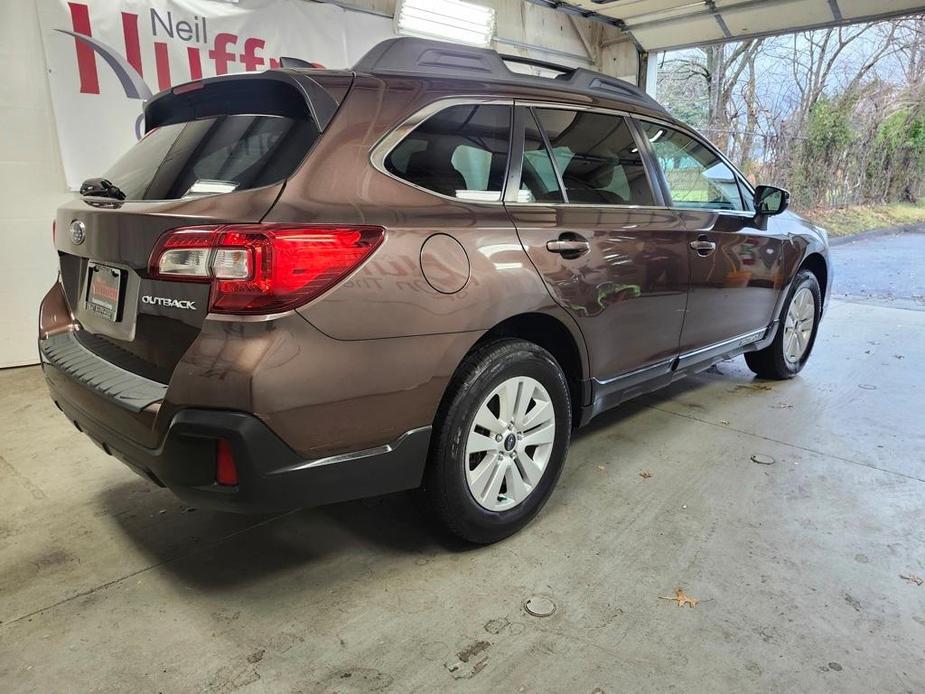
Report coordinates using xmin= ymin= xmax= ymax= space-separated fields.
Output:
xmin=368 ymin=96 xmax=514 ymax=207
xmin=368 ymin=96 xmax=758 ymax=216
xmin=503 ymin=201 xmax=673 ymax=211
xmin=514 ymin=100 xmax=635 ymax=119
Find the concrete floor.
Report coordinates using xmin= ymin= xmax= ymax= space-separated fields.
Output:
xmin=1 ymin=233 xmax=924 ymax=693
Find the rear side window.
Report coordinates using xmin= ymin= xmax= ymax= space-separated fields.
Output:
xmin=103 ymin=114 xmax=319 ymax=200
xmin=385 ymin=104 xmax=511 ymax=201
xmin=640 ymin=123 xmax=744 ymax=211
xmin=518 ymin=110 xmax=564 ymax=203
xmin=532 ymin=109 xmax=654 ymax=206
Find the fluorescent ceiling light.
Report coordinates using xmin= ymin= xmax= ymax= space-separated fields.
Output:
xmin=396 ymin=0 xmax=495 ymax=48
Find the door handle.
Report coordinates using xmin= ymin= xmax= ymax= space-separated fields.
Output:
xmin=546 ymin=238 xmax=590 ymax=256
xmin=689 ymin=235 xmax=716 ymax=256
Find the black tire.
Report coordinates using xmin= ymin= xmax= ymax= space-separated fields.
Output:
xmin=745 ymin=269 xmax=822 ymax=380
xmin=423 ymin=339 xmax=572 ymax=544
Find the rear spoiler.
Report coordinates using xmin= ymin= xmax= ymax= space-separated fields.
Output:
xmin=143 ymin=70 xmax=353 ymax=133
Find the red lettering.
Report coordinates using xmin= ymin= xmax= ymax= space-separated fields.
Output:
xmin=240 ymin=37 xmax=265 ymax=71
xmin=187 ymin=47 xmax=202 ymax=80
xmin=68 ymin=2 xmax=99 ymax=94
xmin=209 ymin=33 xmax=237 ymax=75
xmin=121 ymin=12 xmax=142 ymax=77
xmin=154 ymin=42 xmax=171 ymax=90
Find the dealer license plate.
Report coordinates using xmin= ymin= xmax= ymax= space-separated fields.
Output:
xmin=85 ymin=262 xmax=123 ymax=322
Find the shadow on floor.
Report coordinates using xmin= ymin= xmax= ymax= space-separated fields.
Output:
xmin=97 ymin=474 xmax=473 ymax=591
xmin=95 ymin=360 xmax=759 ymax=591
xmin=574 ymin=360 xmax=765 ymax=436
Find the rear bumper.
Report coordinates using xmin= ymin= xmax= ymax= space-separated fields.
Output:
xmin=43 ymin=355 xmax=431 ymax=514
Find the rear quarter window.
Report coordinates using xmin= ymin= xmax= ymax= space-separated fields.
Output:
xmin=385 ymin=104 xmax=511 ymax=201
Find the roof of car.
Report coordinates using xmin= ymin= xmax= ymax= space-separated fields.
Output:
xmin=353 ymin=37 xmax=668 ymax=116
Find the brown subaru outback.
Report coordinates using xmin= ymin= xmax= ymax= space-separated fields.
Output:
xmin=39 ymin=37 xmax=831 ymax=543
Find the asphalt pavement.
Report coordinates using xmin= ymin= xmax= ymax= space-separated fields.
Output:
xmin=830 ymin=226 xmax=925 ymax=310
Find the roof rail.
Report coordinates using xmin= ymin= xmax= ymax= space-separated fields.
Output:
xmin=352 ymin=37 xmax=665 ymax=113
xmin=497 ymin=53 xmax=572 ymax=75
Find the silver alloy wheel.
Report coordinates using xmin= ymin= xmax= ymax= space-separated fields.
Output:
xmin=783 ymin=286 xmax=816 ymax=364
xmin=464 ymin=376 xmax=556 ymax=512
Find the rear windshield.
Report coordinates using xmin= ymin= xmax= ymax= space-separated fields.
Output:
xmin=102 ymin=114 xmax=319 ymax=200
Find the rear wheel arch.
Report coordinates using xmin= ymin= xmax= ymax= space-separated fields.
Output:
xmin=480 ymin=313 xmax=587 ymax=416
xmin=439 ymin=312 xmax=588 ymax=428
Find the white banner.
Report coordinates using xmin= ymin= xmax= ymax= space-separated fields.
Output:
xmin=37 ymin=0 xmax=394 ymax=190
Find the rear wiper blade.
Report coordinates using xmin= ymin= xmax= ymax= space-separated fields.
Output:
xmin=80 ymin=177 xmax=126 ymax=200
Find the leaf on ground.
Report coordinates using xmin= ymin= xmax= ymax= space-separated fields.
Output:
xmin=900 ymin=574 xmax=923 ymax=586
xmin=659 ymin=587 xmax=698 ymax=608
xmin=597 ymin=465 xmax=606 ymax=472
xmin=639 ymin=470 xmax=652 ymax=479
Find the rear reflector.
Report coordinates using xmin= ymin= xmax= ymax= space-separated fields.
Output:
xmin=149 ymin=224 xmax=384 ymax=314
xmin=216 ymin=439 xmax=238 ymax=486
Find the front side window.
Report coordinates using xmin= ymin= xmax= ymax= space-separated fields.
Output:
xmin=640 ymin=123 xmax=744 ymax=211
xmin=385 ymin=104 xmax=511 ymax=201
xmin=532 ymin=109 xmax=655 ymax=206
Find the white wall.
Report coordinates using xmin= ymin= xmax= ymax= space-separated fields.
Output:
xmin=0 ymin=1 xmax=70 ymax=367
xmin=0 ymin=0 xmax=639 ymax=368
xmin=339 ymin=0 xmax=627 ymax=71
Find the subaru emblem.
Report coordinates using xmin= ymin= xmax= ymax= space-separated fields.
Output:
xmin=69 ymin=220 xmax=86 ymax=245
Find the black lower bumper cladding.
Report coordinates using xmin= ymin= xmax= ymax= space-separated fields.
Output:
xmin=43 ymin=357 xmax=431 ymax=513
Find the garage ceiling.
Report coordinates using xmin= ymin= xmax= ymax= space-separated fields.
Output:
xmin=533 ymin=0 xmax=925 ymax=51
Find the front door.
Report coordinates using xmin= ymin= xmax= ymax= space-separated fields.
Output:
xmin=636 ymin=121 xmax=787 ymax=357
xmin=505 ymin=106 xmax=689 ymax=397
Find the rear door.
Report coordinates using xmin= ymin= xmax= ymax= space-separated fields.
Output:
xmin=635 ymin=121 xmax=787 ymax=358
xmin=504 ymin=105 xmax=689 ymax=401
xmin=54 ymin=74 xmax=344 ymax=383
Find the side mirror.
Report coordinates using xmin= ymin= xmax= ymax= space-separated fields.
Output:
xmin=754 ymin=185 xmax=789 ymax=216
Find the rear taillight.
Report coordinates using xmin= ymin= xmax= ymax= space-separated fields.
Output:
xmin=149 ymin=224 xmax=384 ymax=314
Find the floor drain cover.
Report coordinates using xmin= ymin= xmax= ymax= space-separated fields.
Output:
xmin=750 ymin=454 xmax=775 ymax=465
xmin=524 ymin=596 xmax=556 ymax=617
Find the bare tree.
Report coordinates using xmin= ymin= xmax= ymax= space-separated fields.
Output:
xmin=656 ymin=15 xmax=925 ymax=210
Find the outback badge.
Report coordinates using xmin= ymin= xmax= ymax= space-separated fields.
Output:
xmin=141 ymin=295 xmax=197 ymax=310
